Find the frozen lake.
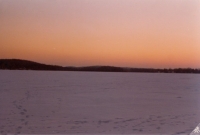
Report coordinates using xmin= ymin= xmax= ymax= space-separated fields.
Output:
xmin=0 ymin=70 xmax=200 ymax=134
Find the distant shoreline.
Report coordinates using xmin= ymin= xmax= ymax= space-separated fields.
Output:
xmin=0 ymin=59 xmax=200 ymax=74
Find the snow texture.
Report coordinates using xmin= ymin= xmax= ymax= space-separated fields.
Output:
xmin=0 ymin=70 xmax=200 ymax=134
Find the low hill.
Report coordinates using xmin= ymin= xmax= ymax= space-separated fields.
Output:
xmin=0 ymin=59 xmax=200 ymax=73
xmin=0 ymin=59 xmax=63 ymax=71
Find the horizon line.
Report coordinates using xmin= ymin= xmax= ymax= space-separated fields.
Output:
xmin=1 ymin=58 xmax=200 ymax=70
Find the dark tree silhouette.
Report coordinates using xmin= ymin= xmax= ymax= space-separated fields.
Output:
xmin=0 ymin=59 xmax=200 ymax=74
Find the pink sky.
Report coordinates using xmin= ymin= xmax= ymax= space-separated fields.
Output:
xmin=0 ymin=0 xmax=200 ymax=68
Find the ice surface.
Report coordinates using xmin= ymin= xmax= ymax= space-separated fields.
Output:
xmin=0 ymin=70 xmax=200 ymax=134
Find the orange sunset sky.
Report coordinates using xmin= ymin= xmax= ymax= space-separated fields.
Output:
xmin=0 ymin=0 xmax=200 ymax=68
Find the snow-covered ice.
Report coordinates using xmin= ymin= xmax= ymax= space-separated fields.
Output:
xmin=0 ymin=70 xmax=200 ymax=134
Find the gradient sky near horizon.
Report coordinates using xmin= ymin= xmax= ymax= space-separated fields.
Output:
xmin=1 ymin=0 xmax=200 ymax=68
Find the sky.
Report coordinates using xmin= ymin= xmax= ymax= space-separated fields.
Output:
xmin=0 ymin=0 xmax=200 ymax=68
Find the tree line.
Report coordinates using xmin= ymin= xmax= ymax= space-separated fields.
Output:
xmin=0 ymin=59 xmax=200 ymax=73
